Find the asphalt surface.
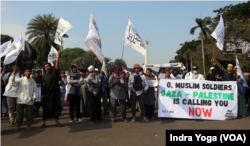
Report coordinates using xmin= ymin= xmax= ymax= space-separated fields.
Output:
xmin=1 ymin=103 xmax=250 ymax=146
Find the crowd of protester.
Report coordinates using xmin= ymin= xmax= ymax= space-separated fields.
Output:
xmin=1 ymin=50 xmax=249 ymax=131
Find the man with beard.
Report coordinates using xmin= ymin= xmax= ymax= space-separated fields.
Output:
xmin=40 ymin=50 xmax=63 ymax=128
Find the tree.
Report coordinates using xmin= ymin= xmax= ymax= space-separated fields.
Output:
xmin=190 ymin=17 xmax=212 ymax=75
xmin=25 ymin=14 xmax=68 ymax=63
xmin=113 ymin=59 xmax=127 ymax=68
xmin=1 ymin=34 xmax=14 ymax=45
xmin=59 ymin=47 xmax=86 ymax=71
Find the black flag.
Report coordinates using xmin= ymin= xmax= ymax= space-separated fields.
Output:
xmin=223 ymin=41 xmax=241 ymax=53
xmin=246 ymin=51 xmax=250 ymax=61
xmin=24 ymin=41 xmax=37 ymax=60
xmin=235 ymin=35 xmax=250 ymax=56
xmin=217 ymin=59 xmax=236 ymax=69
xmin=79 ymin=57 xmax=87 ymax=70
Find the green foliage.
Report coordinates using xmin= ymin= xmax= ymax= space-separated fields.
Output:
xmin=1 ymin=34 xmax=14 ymax=45
xmin=25 ymin=14 xmax=68 ymax=63
xmin=59 ymin=47 xmax=86 ymax=71
xmin=173 ymin=1 xmax=250 ymax=75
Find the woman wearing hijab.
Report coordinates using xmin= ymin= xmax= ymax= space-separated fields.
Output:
xmin=237 ymin=75 xmax=247 ymax=118
xmin=67 ymin=64 xmax=84 ymax=122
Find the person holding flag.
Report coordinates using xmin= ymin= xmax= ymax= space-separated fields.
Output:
xmin=40 ymin=49 xmax=64 ymax=128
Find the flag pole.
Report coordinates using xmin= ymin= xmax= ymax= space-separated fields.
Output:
xmin=212 ymin=41 xmax=216 ymax=58
xmin=121 ymin=16 xmax=130 ymax=60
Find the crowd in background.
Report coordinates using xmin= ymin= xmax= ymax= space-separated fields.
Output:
xmin=1 ymin=50 xmax=250 ymax=131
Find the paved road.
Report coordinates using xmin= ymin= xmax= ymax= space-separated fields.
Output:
xmin=1 ymin=104 xmax=250 ymax=146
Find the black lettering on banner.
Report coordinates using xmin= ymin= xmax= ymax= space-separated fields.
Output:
xmin=166 ymin=130 xmax=249 ymax=144
xmin=167 ymin=82 xmax=171 ymax=88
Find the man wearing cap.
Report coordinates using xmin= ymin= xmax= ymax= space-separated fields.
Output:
xmin=180 ymin=66 xmax=188 ymax=79
xmin=206 ymin=67 xmax=217 ymax=81
xmin=97 ymin=68 xmax=109 ymax=115
xmin=185 ymin=66 xmax=205 ymax=80
xmin=170 ymin=68 xmax=182 ymax=79
xmin=32 ymin=70 xmax=43 ymax=117
xmin=165 ymin=70 xmax=172 ymax=79
xmin=129 ymin=64 xmax=149 ymax=122
xmin=1 ymin=64 xmax=23 ymax=125
xmin=211 ymin=58 xmax=237 ymax=82
xmin=86 ymin=65 xmax=106 ymax=124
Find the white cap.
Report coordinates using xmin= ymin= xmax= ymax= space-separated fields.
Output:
xmin=210 ymin=67 xmax=215 ymax=70
xmin=181 ymin=66 xmax=186 ymax=70
xmin=88 ymin=65 xmax=94 ymax=72
xmin=95 ymin=68 xmax=99 ymax=71
xmin=228 ymin=64 xmax=233 ymax=67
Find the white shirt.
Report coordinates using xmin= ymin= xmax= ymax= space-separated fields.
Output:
xmin=11 ymin=77 xmax=37 ymax=105
xmin=3 ymin=72 xmax=23 ymax=97
xmin=158 ymin=73 xmax=166 ymax=79
xmin=170 ymin=74 xmax=182 ymax=79
xmin=185 ymin=72 xmax=205 ymax=80
xmin=128 ymin=73 xmax=149 ymax=96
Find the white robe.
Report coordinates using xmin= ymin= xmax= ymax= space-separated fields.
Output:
xmin=185 ymin=72 xmax=205 ymax=80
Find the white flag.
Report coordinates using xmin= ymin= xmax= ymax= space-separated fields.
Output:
xmin=85 ymin=14 xmax=104 ymax=63
xmin=3 ymin=36 xmax=24 ymax=65
xmin=124 ymin=19 xmax=146 ymax=56
xmin=236 ymin=56 xmax=249 ymax=88
xmin=48 ymin=46 xmax=58 ymax=66
xmin=0 ymin=40 xmax=12 ymax=58
xmin=101 ymin=59 xmax=108 ymax=76
xmin=54 ymin=18 xmax=73 ymax=46
xmin=211 ymin=15 xmax=224 ymax=50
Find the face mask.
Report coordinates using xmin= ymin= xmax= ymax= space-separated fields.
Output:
xmin=193 ymin=70 xmax=197 ymax=74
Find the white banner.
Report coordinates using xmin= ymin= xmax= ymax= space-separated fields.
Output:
xmin=48 ymin=46 xmax=58 ymax=66
xmin=54 ymin=18 xmax=73 ymax=46
xmin=236 ymin=56 xmax=249 ymax=88
xmin=211 ymin=15 xmax=224 ymax=50
xmin=85 ymin=14 xmax=104 ymax=63
xmin=158 ymin=79 xmax=237 ymax=120
xmin=124 ymin=19 xmax=146 ymax=56
xmin=3 ymin=36 xmax=24 ymax=65
xmin=145 ymin=63 xmax=182 ymax=68
xmin=0 ymin=40 xmax=12 ymax=58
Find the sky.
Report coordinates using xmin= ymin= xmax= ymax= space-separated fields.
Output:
xmin=1 ymin=1 xmax=247 ymax=68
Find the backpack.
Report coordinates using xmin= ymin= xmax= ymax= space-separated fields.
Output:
xmin=133 ymin=75 xmax=143 ymax=91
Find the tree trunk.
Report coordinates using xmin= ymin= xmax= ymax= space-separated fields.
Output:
xmin=201 ymin=38 xmax=206 ymax=75
xmin=186 ymin=61 xmax=188 ymax=72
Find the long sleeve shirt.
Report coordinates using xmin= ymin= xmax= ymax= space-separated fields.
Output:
xmin=128 ymin=73 xmax=149 ymax=96
xmin=85 ymin=74 xmax=99 ymax=95
xmin=214 ymin=64 xmax=237 ymax=81
xmin=11 ymin=77 xmax=37 ymax=105
xmin=66 ymin=75 xmax=84 ymax=94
